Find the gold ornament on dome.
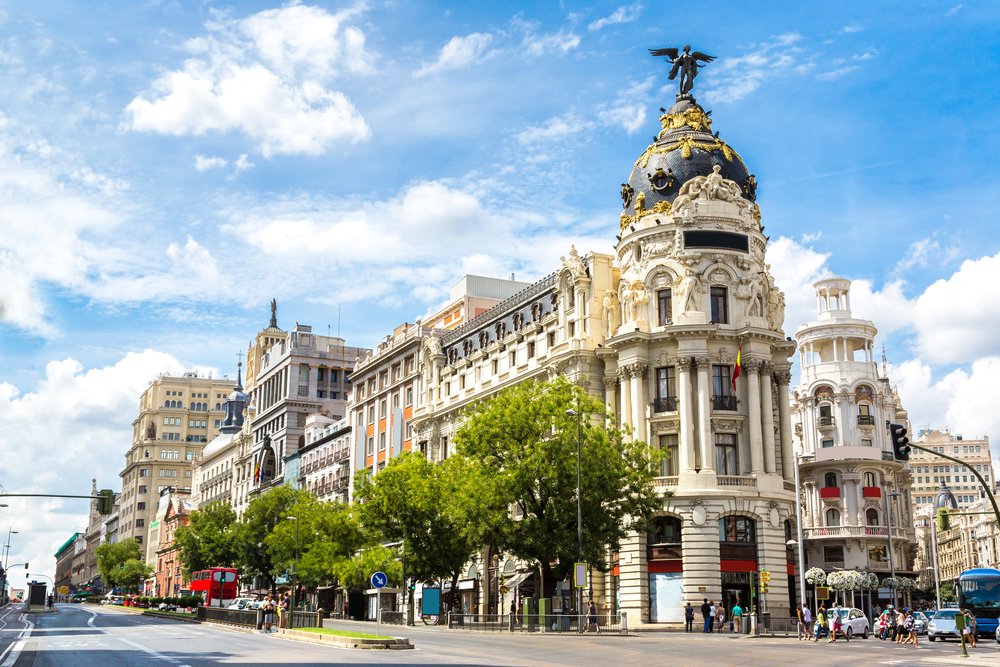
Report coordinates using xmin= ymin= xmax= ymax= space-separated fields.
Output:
xmin=634 ymin=136 xmax=744 ymax=169
xmin=620 ymin=199 xmax=672 ymax=231
xmin=658 ymin=106 xmax=713 ymax=137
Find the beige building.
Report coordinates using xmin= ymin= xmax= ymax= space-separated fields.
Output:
xmin=407 ymin=91 xmax=799 ymax=625
xmin=300 ymin=415 xmax=352 ymax=503
xmin=909 ymin=430 xmax=994 ymax=510
xmin=119 ymin=372 xmax=235 ymax=552
xmin=790 ymin=277 xmax=916 ymax=612
xmin=234 ymin=306 xmax=368 ymax=515
xmin=192 ymin=364 xmax=249 ymax=510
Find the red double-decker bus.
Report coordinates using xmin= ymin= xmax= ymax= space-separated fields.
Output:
xmin=189 ymin=568 xmax=239 ymax=607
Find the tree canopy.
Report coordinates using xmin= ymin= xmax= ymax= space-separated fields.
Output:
xmin=452 ymin=376 xmax=660 ymax=595
xmin=95 ymin=540 xmax=151 ymax=592
xmin=173 ymin=501 xmax=240 ymax=577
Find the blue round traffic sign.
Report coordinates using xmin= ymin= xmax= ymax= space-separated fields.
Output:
xmin=371 ymin=571 xmax=387 ymax=589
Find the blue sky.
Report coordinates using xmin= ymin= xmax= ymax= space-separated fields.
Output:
xmin=2 ymin=1 xmax=999 ymax=585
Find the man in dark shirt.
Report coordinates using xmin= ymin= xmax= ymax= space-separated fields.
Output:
xmin=700 ymin=598 xmax=711 ymax=633
xmin=684 ymin=601 xmax=695 ymax=632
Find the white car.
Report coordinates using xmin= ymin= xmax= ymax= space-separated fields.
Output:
xmin=829 ymin=607 xmax=870 ymax=639
xmin=227 ymin=597 xmax=255 ymax=610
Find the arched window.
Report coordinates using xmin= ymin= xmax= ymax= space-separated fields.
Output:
xmin=863 ymin=472 xmax=877 ymax=487
xmin=866 ymin=508 xmax=880 ymax=525
xmin=719 ymin=516 xmax=756 ymax=544
xmin=649 ymin=516 xmax=682 ymax=544
xmin=826 ymin=509 xmax=841 ymax=526
xmin=824 ymin=472 xmax=838 ymax=488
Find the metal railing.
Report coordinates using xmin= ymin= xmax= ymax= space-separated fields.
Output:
xmin=857 ymin=415 xmax=876 ymax=425
xmin=446 ymin=612 xmax=627 ymax=634
xmin=712 ymin=395 xmax=738 ymax=411
xmin=653 ymin=476 xmax=679 ymax=488
xmin=651 ymin=397 xmax=677 ymax=413
xmin=803 ymin=525 xmax=909 ymax=539
xmin=818 ymin=416 xmax=835 ymax=427
xmin=197 ymin=606 xmax=322 ymax=629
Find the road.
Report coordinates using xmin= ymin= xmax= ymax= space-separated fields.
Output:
xmin=0 ymin=603 xmax=996 ymax=666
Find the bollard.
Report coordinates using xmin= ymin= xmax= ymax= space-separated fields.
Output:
xmin=621 ymin=610 xmax=628 ymax=635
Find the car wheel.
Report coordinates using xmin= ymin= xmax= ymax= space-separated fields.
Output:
xmin=862 ymin=626 xmax=869 ymax=639
xmin=928 ymin=635 xmax=936 ymax=641
xmin=846 ymin=627 xmax=853 ymax=640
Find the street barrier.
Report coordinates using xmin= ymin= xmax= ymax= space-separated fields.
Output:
xmin=446 ymin=612 xmax=627 ymax=634
xmin=197 ymin=606 xmax=322 ymax=629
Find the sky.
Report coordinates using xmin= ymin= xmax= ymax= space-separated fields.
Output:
xmin=1 ymin=1 xmax=999 ymax=588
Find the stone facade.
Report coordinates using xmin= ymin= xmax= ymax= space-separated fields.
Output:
xmin=791 ymin=277 xmax=916 ymax=613
xmin=300 ymin=414 xmax=352 ymax=504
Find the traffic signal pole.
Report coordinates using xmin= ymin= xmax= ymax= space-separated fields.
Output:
xmin=0 ymin=492 xmax=115 ymax=514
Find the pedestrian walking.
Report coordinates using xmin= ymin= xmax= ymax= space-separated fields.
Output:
xmin=813 ymin=606 xmax=828 ymax=641
xmin=684 ymin=601 xmax=694 ymax=633
xmin=716 ymin=605 xmax=726 ymax=633
xmin=795 ymin=605 xmax=807 ymax=641
xmin=700 ymin=598 xmax=711 ymax=633
xmin=280 ymin=592 xmax=291 ymax=628
xmin=963 ymin=609 xmax=976 ymax=648
xmin=801 ymin=606 xmax=812 ymax=640
xmin=732 ymin=601 xmax=743 ymax=634
xmin=586 ymin=598 xmax=599 ymax=633
xmin=829 ymin=608 xmax=842 ymax=643
xmin=902 ymin=610 xmax=918 ymax=646
xmin=708 ymin=600 xmax=716 ymax=632
xmin=894 ymin=607 xmax=905 ymax=644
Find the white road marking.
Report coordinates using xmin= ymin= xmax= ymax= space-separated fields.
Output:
xmin=0 ymin=613 xmax=34 ymax=667
xmin=116 ymin=636 xmax=181 ymax=664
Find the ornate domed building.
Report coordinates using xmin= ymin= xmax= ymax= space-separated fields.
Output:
xmin=409 ymin=62 xmax=800 ymax=625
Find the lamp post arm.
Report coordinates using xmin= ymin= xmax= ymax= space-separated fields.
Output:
xmin=908 ymin=442 xmax=1000 ymax=529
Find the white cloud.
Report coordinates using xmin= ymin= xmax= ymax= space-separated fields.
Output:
xmin=414 ymin=33 xmax=493 ymax=78
xmin=597 ymin=77 xmax=654 ymax=135
xmin=522 ymin=31 xmax=581 ymax=57
xmin=516 ymin=112 xmax=588 ymax=145
xmin=702 ymin=33 xmax=803 ymax=104
xmin=588 ymin=4 xmax=643 ymax=31
xmin=124 ymin=4 xmax=372 ymax=157
xmin=0 ymin=350 xmax=189 ymax=587
xmin=763 ymin=236 xmax=831 ymax=335
xmin=816 ymin=65 xmax=860 ymax=81
xmin=947 ymin=5 xmax=964 ymax=17
xmin=234 ymin=153 xmax=254 ymax=171
xmin=841 ymin=24 xmax=863 ymax=34
xmin=89 ymin=236 xmax=223 ymax=303
xmin=194 ymin=154 xmax=227 ymax=171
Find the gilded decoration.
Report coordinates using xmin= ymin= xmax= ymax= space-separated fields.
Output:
xmin=620 ymin=199 xmax=672 ymax=231
xmin=634 ymin=136 xmax=743 ymax=170
xmin=658 ymin=106 xmax=713 ymax=137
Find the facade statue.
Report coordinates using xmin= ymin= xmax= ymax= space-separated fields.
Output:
xmin=737 ymin=273 xmax=764 ymax=318
xmin=425 ymin=335 xmax=442 ymax=358
xmin=561 ymin=245 xmax=586 ymax=278
xmin=648 ymin=45 xmax=716 ymax=96
xmin=676 ymin=269 xmax=703 ymax=313
xmin=672 ymin=166 xmax=749 ymax=213
xmin=628 ymin=280 xmax=649 ymax=322
xmin=766 ymin=287 xmax=786 ymax=330
xmin=603 ymin=289 xmax=621 ymax=337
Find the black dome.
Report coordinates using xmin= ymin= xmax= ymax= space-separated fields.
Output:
xmin=619 ymin=95 xmax=755 ymax=229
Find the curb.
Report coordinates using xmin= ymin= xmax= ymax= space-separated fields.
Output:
xmin=141 ymin=611 xmax=201 ymax=624
xmin=276 ymin=628 xmax=414 ymax=650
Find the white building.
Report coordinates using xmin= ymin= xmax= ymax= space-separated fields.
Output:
xmin=791 ymin=277 xmax=915 ymax=612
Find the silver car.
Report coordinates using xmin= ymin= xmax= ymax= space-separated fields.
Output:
xmin=927 ymin=609 xmax=962 ymax=641
xmin=911 ymin=611 xmax=929 ymax=635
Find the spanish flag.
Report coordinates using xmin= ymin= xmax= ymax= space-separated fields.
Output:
xmin=253 ymin=462 xmax=261 ymax=483
xmin=731 ymin=345 xmax=742 ymax=390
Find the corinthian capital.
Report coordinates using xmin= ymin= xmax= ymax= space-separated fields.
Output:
xmin=743 ymin=358 xmax=762 ymax=374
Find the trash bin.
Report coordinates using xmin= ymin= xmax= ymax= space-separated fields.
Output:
xmin=761 ymin=612 xmax=771 ymax=634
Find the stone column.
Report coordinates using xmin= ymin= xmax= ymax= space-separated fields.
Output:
xmin=619 ymin=369 xmax=632 ymax=436
xmin=775 ymin=369 xmax=794 ymax=481
xmin=603 ymin=377 xmax=618 ymax=426
xmin=630 ymin=364 xmax=647 ymax=444
xmin=695 ymin=356 xmax=713 ymax=475
xmin=678 ymin=358 xmax=696 ymax=471
xmin=745 ymin=359 xmax=764 ymax=474
xmin=760 ymin=362 xmax=776 ymax=474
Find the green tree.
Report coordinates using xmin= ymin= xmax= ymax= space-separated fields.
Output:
xmin=95 ymin=540 xmax=152 ymax=593
xmin=354 ymin=452 xmax=501 ymax=610
xmin=939 ymin=579 xmax=957 ymax=602
xmin=266 ymin=494 xmax=365 ymax=589
xmin=235 ymin=485 xmax=311 ymax=593
xmin=331 ymin=544 xmax=402 ymax=590
xmin=452 ymin=376 xmax=660 ymax=597
xmin=174 ymin=501 xmax=240 ymax=578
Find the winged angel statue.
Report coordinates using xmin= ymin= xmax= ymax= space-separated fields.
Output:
xmin=648 ymin=45 xmax=715 ymax=96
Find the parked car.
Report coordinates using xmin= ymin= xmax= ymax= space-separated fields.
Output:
xmin=912 ymin=611 xmax=930 ymax=635
xmin=927 ymin=609 xmax=962 ymax=641
xmin=995 ymin=623 xmax=999 ymax=644
xmin=157 ymin=602 xmax=177 ymax=612
xmin=829 ymin=607 xmax=870 ymax=639
xmin=227 ymin=598 xmax=254 ymax=610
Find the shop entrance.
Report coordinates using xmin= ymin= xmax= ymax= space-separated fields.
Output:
xmin=721 ymin=572 xmax=750 ymax=621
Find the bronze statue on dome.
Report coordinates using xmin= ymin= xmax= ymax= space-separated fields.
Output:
xmin=648 ymin=45 xmax=715 ymax=96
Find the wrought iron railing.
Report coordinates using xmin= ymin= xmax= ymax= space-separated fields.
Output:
xmin=712 ymin=395 xmax=738 ymax=411
xmin=652 ymin=397 xmax=677 ymax=413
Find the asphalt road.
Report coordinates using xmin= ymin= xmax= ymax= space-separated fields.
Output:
xmin=0 ymin=604 xmax=997 ymax=666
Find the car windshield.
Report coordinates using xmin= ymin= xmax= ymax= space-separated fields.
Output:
xmin=836 ymin=609 xmax=850 ymax=618
xmin=933 ymin=610 xmax=957 ymax=619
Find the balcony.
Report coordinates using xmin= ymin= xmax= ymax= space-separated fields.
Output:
xmin=857 ymin=415 xmax=876 ymax=426
xmin=819 ymin=486 xmax=841 ymax=499
xmin=817 ymin=416 xmax=836 ymax=431
xmin=718 ymin=475 xmax=757 ymax=488
xmin=653 ymin=476 xmax=678 ymax=489
xmin=712 ymin=395 xmax=738 ymax=411
xmin=862 ymin=486 xmax=881 ymax=498
xmin=652 ymin=397 xmax=678 ymax=413
xmin=804 ymin=525 xmax=909 ymax=540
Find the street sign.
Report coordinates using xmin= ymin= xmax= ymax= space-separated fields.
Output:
xmin=574 ymin=562 xmax=588 ymax=589
xmin=211 ymin=571 xmax=236 ymax=583
xmin=760 ymin=570 xmax=770 ymax=583
xmin=371 ymin=571 xmax=387 ymax=589
xmin=58 ymin=586 xmax=69 ymax=595
xmin=816 ymin=586 xmax=830 ymax=600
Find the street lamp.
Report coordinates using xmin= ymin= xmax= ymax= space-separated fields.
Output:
xmin=791 ymin=453 xmax=808 ymax=608
xmin=884 ymin=491 xmax=899 ymax=608
xmin=566 ymin=404 xmax=583 ymax=618
xmin=286 ymin=515 xmax=300 ymax=612
xmin=4 ymin=528 xmax=19 ymax=570
xmin=932 ymin=485 xmax=958 ymax=611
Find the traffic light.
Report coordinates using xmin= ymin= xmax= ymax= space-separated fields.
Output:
xmin=97 ymin=489 xmax=114 ymax=515
xmin=761 ymin=583 xmax=769 ymax=594
xmin=24 ymin=563 xmax=28 ymax=570
xmin=408 ymin=578 xmax=416 ymax=592
xmin=889 ymin=423 xmax=910 ymax=461
xmin=936 ymin=507 xmax=951 ymax=532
